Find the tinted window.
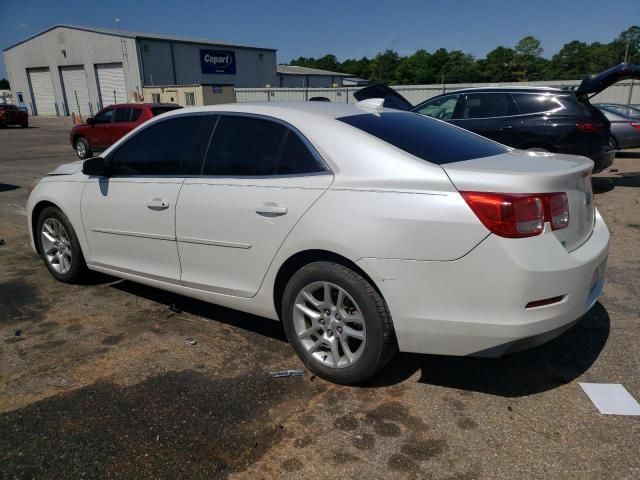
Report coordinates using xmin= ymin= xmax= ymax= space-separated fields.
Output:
xmin=94 ymin=108 xmax=114 ymax=124
xmin=460 ymin=93 xmax=515 ymax=119
xmin=114 ymin=108 xmax=130 ymax=122
xmin=277 ymin=132 xmax=324 ymax=175
xmin=110 ymin=116 xmax=204 ymax=176
xmin=203 ymin=116 xmax=286 ymax=176
xmin=338 ymin=112 xmax=507 ymax=165
xmin=130 ymin=108 xmax=143 ymax=121
xmin=513 ymin=94 xmax=563 ymax=114
xmin=152 ymin=106 xmax=180 ymax=116
xmin=414 ymin=95 xmax=459 ymax=120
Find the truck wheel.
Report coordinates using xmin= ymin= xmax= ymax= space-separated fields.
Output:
xmin=75 ymin=137 xmax=92 ymax=159
xmin=281 ymin=261 xmax=397 ymax=384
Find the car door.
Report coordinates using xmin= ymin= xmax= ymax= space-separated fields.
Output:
xmin=81 ymin=114 xmax=209 ymax=280
xmin=176 ymin=114 xmax=333 ymax=297
xmin=451 ymin=92 xmax=522 ymax=145
xmin=89 ymin=107 xmax=115 ymax=148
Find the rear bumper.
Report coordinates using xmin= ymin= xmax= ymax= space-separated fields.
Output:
xmin=358 ymin=210 xmax=609 ymax=357
xmin=590 ymin=146 xmax=615 ymax=173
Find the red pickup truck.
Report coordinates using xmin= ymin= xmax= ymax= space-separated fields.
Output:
xmin=0 ymin=104 xmax=28 ymax=128
xmin=70 ymin=103 xmax=181 ymax=159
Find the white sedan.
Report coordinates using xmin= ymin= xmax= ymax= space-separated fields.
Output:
xmin=27 ymin=100 xmax=609 ymax=384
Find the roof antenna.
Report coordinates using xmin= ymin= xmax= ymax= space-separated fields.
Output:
xmin=355 ymin=98 xmax=385 ymax=112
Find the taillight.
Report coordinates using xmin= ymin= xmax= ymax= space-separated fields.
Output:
xmin=461 ymin=192 xmax=569 ymax=238
xmin=576 ymin=122 xmax=604 ymax=133
xmin=630 ymin=122 xmax=640 ymax=131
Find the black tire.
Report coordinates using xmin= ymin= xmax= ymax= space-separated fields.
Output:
xmin=21 ymin=122 xmax=28 ymax=128
xmin=609 ymin=135 xmax=618 ymax=150
xmin=282 ymin=261 xmax=397 ymax=384
xmin=75 ymin=137 xmax=92 ymax=160
xmin=36 ymin=206 xmax=89 ymax=284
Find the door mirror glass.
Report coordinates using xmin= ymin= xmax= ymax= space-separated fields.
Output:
xmin=82 ymin=157 xmax=109 ymax=176
xmin=86 ymin=117 xmax=95 ymax=126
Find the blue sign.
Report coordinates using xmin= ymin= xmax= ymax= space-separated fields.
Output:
xmin=200 ymin=50 xmax=236 ymax=74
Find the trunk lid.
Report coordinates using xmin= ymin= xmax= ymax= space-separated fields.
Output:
xmin=443 ymin=150 xmax=595 ymax=251
xmin=353 ymin=84 xmax=414 ymax=111
xmin=576 ymin=62 xmax=640 ymax=97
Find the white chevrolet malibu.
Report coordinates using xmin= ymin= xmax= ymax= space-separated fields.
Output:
xmin=27 ymin=101 xmax=609 ymax=384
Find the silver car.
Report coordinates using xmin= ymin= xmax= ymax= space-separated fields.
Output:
xmin=595 ymin=103 xmax=640 ymax=150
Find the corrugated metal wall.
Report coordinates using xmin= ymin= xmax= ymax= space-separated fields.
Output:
xmin=3 ymin=26 xmax=141 ymax=115
xmin=236 ymin=80 xmax=640 ymax=105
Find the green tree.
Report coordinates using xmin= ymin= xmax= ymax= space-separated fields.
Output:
xmin=480 ymin=46 xmax=517 ymax=82
xmin=369 ymin=49 xmax=402 ymax=84
xmin=514 ymin=36 xmax=543 ymax=81
xmin=427 ymin=48 xmax=451 ymax=83
xmin=548 ymin=41 xmax=591 ymax=79
xmin=442 ymin=51 xmax=481 ymax=83
xmin=0 ymin=78 xmax=9 ymax=89
xmin=340 ymin=57 xmax=372 ymax=79
xmin=395 ymin=49 xmax=432 ymax=84
xmin=314 ymin=54 xmax=340 ymax=72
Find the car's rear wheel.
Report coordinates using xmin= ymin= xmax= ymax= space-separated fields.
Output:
xmin=282 ymin=261 xmax=396 ymax=384
xmin=36 ymin=206 xmax=89 ymax=283
xmin=75 ymin=137 xmax=92 ymax=159
xmin=609 ymin=135 xmax=618 ymax=150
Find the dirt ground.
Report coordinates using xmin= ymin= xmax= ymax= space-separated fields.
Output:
xmin=0 ymin=116 xmax=639 ymax=480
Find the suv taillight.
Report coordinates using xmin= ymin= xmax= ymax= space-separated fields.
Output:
xmin=576 ymin=122 xmax=604 ymax=133
xmin=630 ymin=122 xmax=640 ymax=131
xmin=461 ymin=192 xmax=569 ymax=238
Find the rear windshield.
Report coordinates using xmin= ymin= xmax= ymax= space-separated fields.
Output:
xmin=151 ymin=106 xmax=181 ymax=116
xmin=338 ymin=112 xmax=507 ymax=165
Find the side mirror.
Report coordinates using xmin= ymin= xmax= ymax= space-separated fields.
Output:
xmin=86 ymin=117 xmax=95 ymax=126
xmin=82 ymin=157 xmax=109 ymax=176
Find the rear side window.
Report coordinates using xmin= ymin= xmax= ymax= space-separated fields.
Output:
xmin=338 ymin=112 xmax=507 ymax=165
xmin=151 ymin=106 xmax=181 ymax=116
xmin=130 ymin=108 xmax=143 ymax=121
xmin=114 ymin=108 xmax=130 ymax=122
xmin=460 ymin=93 xmax=516 ymax=119
xmin=513 ymin=94 xmax=563 ymax=114
xmin=109 ymin=116 xmax=205 ymax=176
xmin=278 ymin=132 xmax=325 ymax=175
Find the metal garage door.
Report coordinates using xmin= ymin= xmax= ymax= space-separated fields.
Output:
xmin=27 ymin=68 xmax=56 ymax=116
xmin=96 ymin=63 xmax=126 ymax=107
xmin=60 ymin=66 xmax=91 ymax=117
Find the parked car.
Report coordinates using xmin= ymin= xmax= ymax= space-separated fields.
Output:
xmin=594 ymin=103 xmax=640 ymax=149
xmin=70 ymin=103 xmax=181 ymax=159
xmin=29 ymin=101 xmax=609 ymax=384
xmin=355 ymin=63 xmax=640 ymax=173
xmin=0 ymin=104 xmax=28 ymax=128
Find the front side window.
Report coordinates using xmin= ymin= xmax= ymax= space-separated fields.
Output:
xmin=202 ymin=116 xmax=286 ymax=176
xmin=94 ymin=107 xmax=114 ymax=124
xmin=109 ymin=116 xmax=204 ymax=176
xmin=512 ymin=93 xmax=563 ymax=115
xmin=414 ymin=95 xmax=459 ymax=120
xmin=114 ymin=108 xmax=130 ymax=123
xmin=459 ymin=93 xmax=516 ymax=119
xmin=338 ymin=112 xmax=508 ymax=165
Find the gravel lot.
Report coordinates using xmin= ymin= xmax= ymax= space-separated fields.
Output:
xmin=1 ymin=116 xmax=639 ymax=480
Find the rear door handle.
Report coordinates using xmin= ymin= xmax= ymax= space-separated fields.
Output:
xmin=500 ymin=125 xmax=515 ymax=130
xmin=256 ymin=204 xmax=288 ymax=217
xmin=146 ymin=199 xmax=169 ymax=211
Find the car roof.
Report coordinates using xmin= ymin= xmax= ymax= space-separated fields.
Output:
xmin=443 ymin=86 xmax=567 ymax=94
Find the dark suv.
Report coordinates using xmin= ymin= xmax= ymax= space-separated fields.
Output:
xmin=355 ymin=63 xmax=640 ymax=173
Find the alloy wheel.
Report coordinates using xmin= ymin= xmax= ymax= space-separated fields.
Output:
xmin=41 ymin=218 xmax=72 ymax=274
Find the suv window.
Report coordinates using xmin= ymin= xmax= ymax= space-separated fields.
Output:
xmin=460 ymin=93 xmax=515 ymax=119
xmin=338 ymin=112 xmax=507 ymax=165
xmin=202 ymin=116 xmax=286 ymax=176
xmin=130 ymin=108 xmax=143 ymax=122
xmin=109 ymin=116 xmax=205 ymax=176
xmin=513 ymin=93 xmax=563 ymax=115
xmin=94 ymin=107 xmax=114 ymax=124
xmin=114 ymin=107 xmax=130 ymax=122
xmin=414 ymin=95 xmax=459 ymax=120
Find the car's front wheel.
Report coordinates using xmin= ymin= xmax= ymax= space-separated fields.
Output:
xmin=282 ymin=262 xmax=397 ymax=384
xmin=75 ymin=137 xmax=92 ymax=159
xmin=36 ymin=206 xmax=89 ymax=283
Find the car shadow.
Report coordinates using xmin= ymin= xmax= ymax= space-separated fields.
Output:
xmin=363 ymin=302 xmax=610 ymax=397
xmin=593 ymin=172 xmax=640 ymax=193
xmin=111 ymin=280 xmax=288 ymax=342
xmin=615 ymin=151 xmax=640 ymax=159
xmin=0 ymin=183 xmax=21 ymax=192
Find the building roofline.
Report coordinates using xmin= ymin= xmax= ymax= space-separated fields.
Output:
xmin=3 ymin=24 xmax=277 ymax=52
xmin=276 ymin=65 xmax=352 ymax=77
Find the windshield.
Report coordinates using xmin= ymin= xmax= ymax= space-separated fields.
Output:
xmin=338 ymin=111 xmax=508 ymax=165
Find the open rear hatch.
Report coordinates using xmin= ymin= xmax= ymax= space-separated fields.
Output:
xmin=352 ymin=84 xmax=414 ymax=111
xmin=576 ymin=63 xmax=640 ymax=97
xmin=442 ymin=151 xmax=595 ymax=251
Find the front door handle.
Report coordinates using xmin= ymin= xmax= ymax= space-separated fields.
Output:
xmin=146 ymin=199 xmax=169 ymax=211
xmin=256 ymin=204 xmax=288 ymax=217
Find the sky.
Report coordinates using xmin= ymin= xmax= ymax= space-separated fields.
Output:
xmin=1 ymin=0 xmax=638 ymax=79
